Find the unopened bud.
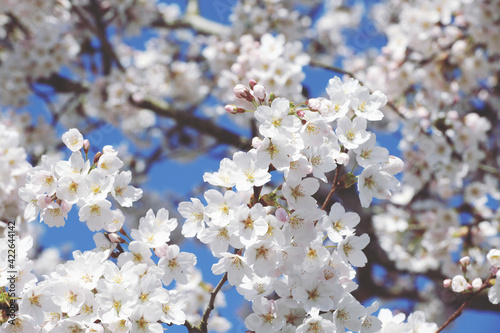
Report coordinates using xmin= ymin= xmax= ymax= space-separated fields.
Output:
xmin=234 ymin=84 xmax=254 ymax=102
xmin=249 ymin=79 xmax=257 ymax=90
xmin=336 ymin=153 xmax=350 ymax=166
xmin=225 ymin=105 xmax=239 ymax=114
xmin=253 ymin=84 xmax=266 ymax=101
xmin=83 ymin=139 xmax=90 ymax=153
xmin=471 ymin=278 xmax=482 ymax=290
xmin=93 ymin=151 xmax=103 ymax=165
xmin=296 ymin=110 xmax=305 ymax=117
xmin=307 ymin=98 xmax=321 ymax=111
xmin=268 ymin=92 xmax=275 ymax=104
xmin=108 ymin=233 xmax=124 ymax=243
xmin=155 ymin=244 xmax=169 ymax=258
xmin=459 ymin=256 xmax=470 ymax=267
xmin=443 ymin=278 xmax=452 ymax=288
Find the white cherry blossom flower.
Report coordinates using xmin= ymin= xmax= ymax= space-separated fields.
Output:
xmin=352 ymin=134 xmax=389 ymax=168
xmin=178 ymin=197 xmax=206 ymax=238
xmin=322 ymin=203 xmax=360 ymax=243
xmin=333 ymin=294 xmax=365 ymax=332
xmin=282 ymin=177 xmax=319 ymax=210
xmin=245 ymin=240 xmax=279 ymax=278
xmin=212 ymin=252 xmax=252 ymax=286
xmin=244 ymin=298 xmax=286 ymax=333
xmin=230 ymin=150 xmax=271 ymax=191
xmin=204 ymin=189 xmax=241 ymax=227
xmin=254 ymin=97 xmax=301 ymax=138
xmin=296 ymin=308 xmax=337 ymax=333
xmin=336 ymin=116 xmax=370 ymax=149
xmin=56 ymin=174 xmax=89 ymax=204
xmin=338 ymin=234 xmax=370 ymax=267
xmin=41 ymin=201 xmax=70 ymax=228
xmin=203 ymin=158 xmax=237 ymax=188
xmin=79 ymin=199 xmax=113 ymax=232
xmin=304 ymin=143 xmax=339 ymax=182
xmin=351 ymin=87 xmax=386 ymax=121
xmin=97 ymin=145 xmax=124 ymax=175
xmin=229 ymin=203 xmax=268 ymax=246
xmin=62 ymin=128 xmax=84 ymax=152
xmin=451 ymin=275 xmax=468 ymax=292
xmin=256 ymin=136 xmax=295 ymax=171
xmin=487 ymin=249 xmax=500 ymax=267
xmin=358 ymin=164 xmax=400 ymax=208
xmin=111 ymin=170 xmax=143 ymax=207
xmin=158 ymin=244 xmax=197 ymax=286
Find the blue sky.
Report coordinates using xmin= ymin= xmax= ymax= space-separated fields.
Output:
xmin=24 ymin=0 xmax=500 ymax=332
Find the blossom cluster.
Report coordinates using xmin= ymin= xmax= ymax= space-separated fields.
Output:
xmin=18 ymin=129 xmax=142 ymax=231
xmin=0 ymin=120 xmax=31 ymax=224
xmin=177 ymin=77 xmax=408 ymax=332
xmin=339 ymin=1 xmax=500 ymax=301
xmin=3 ymin=129 xmax=235 ymax=332
xmin=443 ymin=250 xmax=500 ymax=306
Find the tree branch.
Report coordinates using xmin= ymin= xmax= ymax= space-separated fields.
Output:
xmin=129 ymin=96 xmax=252 ymax=151
xmin=199 ymin=273 xmax=228 ymax=332
xmin=436 ymin=273 xmax=495 ymax=333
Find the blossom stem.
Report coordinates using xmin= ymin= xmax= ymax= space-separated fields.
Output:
xmin=321 ymin=165 xmax=342 ymax=212
xmin=198 ymin=272 xmax=229 ymax=332
xmin=436 ymin=273 xmax=494 ymax=333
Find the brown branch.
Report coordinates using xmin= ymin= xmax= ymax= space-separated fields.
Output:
xmin=69 ymin=0 xmax=124 ymax=74
xmin=37 ymin=74 xmax=89 ymax=94
xmin=320 ymin=165 xmax=342 ymax=212
xmin=436 ymin=273 xmax=494 ymax=333
xmin=199 ymin=272 xmax=228 ymax=332
xmin=129 ymin=96 xmax=252 ymax=151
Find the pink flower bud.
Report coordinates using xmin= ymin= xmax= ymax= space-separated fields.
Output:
xmin=252 ymin=137 xmax=263 ymax=149
xmin=307 ymin=98 xmax=321 ymax=111
xmin=234 ymin=84 xmax=254 ymax=102
xmin=296 ymin=110 xmax=305 ymax=117
xmin=443 ymin=278 xmax=452 ymax=288
xmin=459 ymin=256 xmax=470 ymax=267
xmin=93 ymin=151 xmax=103 ymax=165
xmin=336 ymin=153 xmax=350 ymax=166
xmin=83 ymin=140 xmax=90 ymax=157
xmin=225 ymin=105 xmax=239 ymax=114
xmin=108 ymin=233 xmax=123 ymax=243
xmin=252 ymin=84 xmax=266 ymax=102
xmin=249 ymin=79 xmax=257 ymax=89
xmin=155 ymin=244 xmax=169 ymax=258
xmin=471 ymin=278 xmax=482 ymax=290
xmin=275 ymin=208 xmax=288 ymax=224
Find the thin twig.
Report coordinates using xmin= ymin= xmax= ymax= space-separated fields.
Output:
xmin=129 ymin=96 xmax=252 ymax=151
xmin=321 ymin=165 xmax=342 ymax=212
xmin=199 ymin=272 xmax=228 ymax=332
xmin=436 ymin=273 xmax=494 ymax=333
